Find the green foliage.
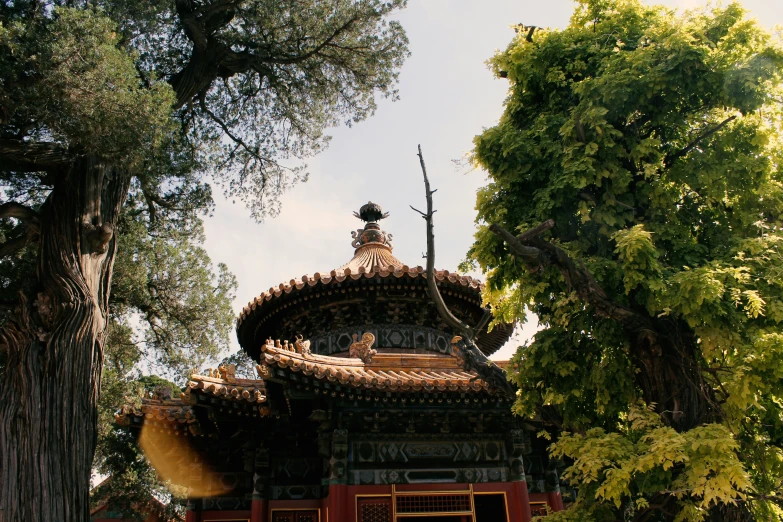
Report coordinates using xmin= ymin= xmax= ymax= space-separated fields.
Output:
xmin=469 ymin=0 xmax=783 ymax=519
xmin=1 ymin=0 xmax=409 ymax=217
xmin=102 ymin=0 xmax=410 ymax=219
xmin=548 ymin=404 xmax=751 ymax=521
xmin=0 ymin=7 xmax=175 ymax=166
xmin=1 ymin=0 xmax=408 ymax=513
xmin=94 ymin=356 xmax=185 ymax=521
xmin=113 ymin=184 xmax=237 ymax=379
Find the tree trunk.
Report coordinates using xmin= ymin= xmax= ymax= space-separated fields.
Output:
xmin=0 ymin=156 xmax=130 ymax=522
xmin=633 ymin=321 xmax=716 ymax=431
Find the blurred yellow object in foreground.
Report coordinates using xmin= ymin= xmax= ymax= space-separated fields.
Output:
xmin=139 ymin=424 xmax=233 ymax=497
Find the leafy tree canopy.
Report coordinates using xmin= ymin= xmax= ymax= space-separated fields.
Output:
xmin=1 ymin=0 xmax=408 ymax=219
xmin=467 ymin=0 xmax=783 ymax=520
xmin=0 ymin=1 xmax=407 ymax=519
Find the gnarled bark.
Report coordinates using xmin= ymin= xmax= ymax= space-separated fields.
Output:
xmin=0 ymin=156 xmax=130 ymax=522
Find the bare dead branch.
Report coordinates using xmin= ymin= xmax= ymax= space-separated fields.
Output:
xmin=416 ymin=145 xmax=476 ymax=341
xmin=414 ymin=145 xmax=515 ymax=397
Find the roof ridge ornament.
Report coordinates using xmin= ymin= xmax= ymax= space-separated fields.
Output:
xmin=350 ymin=201 xmax=393 ymax=250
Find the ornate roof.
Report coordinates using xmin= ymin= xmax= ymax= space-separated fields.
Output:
xmin=115 ymin=369 xmax=271 ymax=436
xmin=119 ymin=332 xmax=511 ymax=436
xmin=184 ymin=371 xmax=267 ymax=404
xmin=115 ymin=397 xmax=198 ymax=436
xmin=237 ymin=264 xmax=482 ymax=325
xmin=236 ymin=202 xmax=514 ymax=357
xmin=257 ymin=335 xmax=495 ymax=395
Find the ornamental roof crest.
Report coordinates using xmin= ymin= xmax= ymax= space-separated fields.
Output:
xmin=350 ymin=201 xmax=394 ymax=251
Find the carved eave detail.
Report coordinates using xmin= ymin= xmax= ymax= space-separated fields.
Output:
xmin=258 ymin=335 xmax=494 ymax=394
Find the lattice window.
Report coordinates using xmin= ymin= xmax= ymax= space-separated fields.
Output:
xmin=395 ymin=494 xmax=471 ymax=514
xmin=297 ymin=514 xmax=317 ymax=522
xmin=271 ymin=513 xmax=293 ymax=522
xmin=360 ymin=502 xmax=391 ymax=522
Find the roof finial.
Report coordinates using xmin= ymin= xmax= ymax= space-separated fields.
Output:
xmin=350 ymin=201 xmax=393 ymax=251
xmin=353 ymin=201 xmax=389 ymax=223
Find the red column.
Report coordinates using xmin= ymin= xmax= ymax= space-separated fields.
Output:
xmin=510 ymin=481 xmax=532 ymax=522
xmin=251 ymin=498 xmax=267 ymax=522
xmin=185 ymin=506 xmax=198 ymax=522
xmin=547 ymin=491 xmax=565 ymax=512
xmin=328 ymin=484 xmax=349 ymax=521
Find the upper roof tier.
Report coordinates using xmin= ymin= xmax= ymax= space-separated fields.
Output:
xmin=236 ymin=202 xmax=513 ymax=360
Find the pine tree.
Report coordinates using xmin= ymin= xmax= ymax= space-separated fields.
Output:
xmin=0 ymin=1 xmax=408 ymax=520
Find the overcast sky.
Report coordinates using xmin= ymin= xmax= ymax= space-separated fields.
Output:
xmin=203 ymin=0 xmax=783 ymax=360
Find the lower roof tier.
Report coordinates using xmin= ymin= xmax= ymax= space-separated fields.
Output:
xmin=118 ymin=334 xmax=514 ymax=437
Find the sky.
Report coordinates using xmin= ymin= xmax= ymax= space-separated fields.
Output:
xmin=203 ymin=0 xmax=783 ymax=361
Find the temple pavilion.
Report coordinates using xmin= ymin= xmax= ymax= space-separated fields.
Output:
xmin=117 ymin=202 xmax=566 ymax=522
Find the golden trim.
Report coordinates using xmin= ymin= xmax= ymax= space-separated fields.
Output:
xmin=530 ymin=501 xmax=549 ymax=517
xmin=472 ymin=491 xmax=510 ymax=522
xmin=392 ymin=487 xmax=474 ymax=520
xmin=269 ymin=507 xmax=321 ymax=522
xmin=395 ymin=513 xmax=473 ymax=518
xmin=469 ymin=484 xmax=475 ymax=522
xmin=397 ymin=489 xmax=471 ymax=497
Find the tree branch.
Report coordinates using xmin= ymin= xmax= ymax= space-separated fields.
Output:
xmin=0 ymin=233 xmax=33 ymax=257
xmin=0 ymin=202 xmax=41 ymax=256
xmin=0 ymin=139 xmax=71 ymax=173
xmin=414 ymin=145 xmax=515 ymax=397
xmin=174 ymin=0 xmax=209 ymax=50
xmin=0 ymin=202 xmax=39 ymax=225
xmin=256 ymin=14 xmax=362 ymax=66
xmin=488 ymin=222 xmax=655 ymax=334
xmin=198 ymin=96 xmax=270 ymax=165
xmin=665 ymin=115 xmax=737 ymax=167
xmin=416 ymin=145 xmax=476 ymax=341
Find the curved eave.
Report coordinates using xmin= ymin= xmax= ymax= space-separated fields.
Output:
xmin=185 ymin=374 xmax=268 ymax=404
xmin=116 ymin=374 xmax=272 ymax=435
xmin=115 ymin=400 xmax=198 ymax=436
xmin=236 ymin=264 xmax=513 ymax=355
xmin=237 ymin=265 xmax=481 ymax=327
